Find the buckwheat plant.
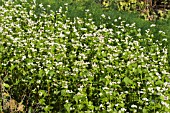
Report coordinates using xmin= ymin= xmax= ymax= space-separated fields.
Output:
xmin=0 ymin=0 xmax=169 ymax=112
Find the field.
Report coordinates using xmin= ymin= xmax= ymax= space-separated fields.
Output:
xmin=0 ymin=0 xmax=170 ymax=112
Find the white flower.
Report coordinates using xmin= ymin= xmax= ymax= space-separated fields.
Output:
xmin=99 ymin=93 xmax=103 ymax=96
xmin=164 ymin=96 xmax=169 ymax=100
xmin=116 ymin=31 xmax=121 ymax=35
xmin=121 ymin=108 xmax=126 ymax=111
xmin=101 ymin=14 xmax=105 ymax=18
xmin=64 ymin=3 xmax=68 ymax=6
xmin=126 ymin=24 xmax=129 ymax=26
xmin=150 ymin=24 xmax=156 ymax=27
xmin=58 ymin=7 xmax=62 ymax=13
xmin=124 ymin=91 xmax=128 ymax=94
xmin=108 ymin=16 xmax=111 ymax=19
xmin=85 ymin=9 xmax=90 ymax=12
xmin=156 ymin=87 xmax=161 ymax=91
xmin=100 ymin=104 xmax=103 ymax=108
xmin=106 ymin=102 xmax=110 ymax=105
xmin=162 ymin=38 xmax=167 ymax=41
xmin=0 ymin=27 xmax=3 ymax=33
xmin=114 ymin=19 xmax=117 ymax=22
xmin=78 ymin=85 xmax=84 ymax=91
xmin=142 ymin=98 xmax=149 ymax=101
xmin=80 ymin=28 xmax=87 ymax=31
xmin=131 ymin=104 xmax=137 ymax=108
xmin=145 ymin=29 xmax=150 ymax=34
xmin=76 ymin=92 xmax=82 ymax=96
xmin=39 ymin=3 xmax=43 ymax=8
xmin=21 ymin=56 xmax=26 ymax=60
xmin=115 ymin=104 xmax=119 ymax=106
xmin=47 ymin=5 xmax=51 ymax=8
xmin=66 ymin=90 xmax=73 ymax=93
xmin=59 ymin=32 xmax=65 ymax=37
xmin=161 ymin=101 xmax=169 ymax=108
xmin=37 ymin=80 xmax=41 ymax=84
xmin=103 ymin=87 xmax=109 ymax=90
xmin=159 ymin=30 xmax=165 ymax=34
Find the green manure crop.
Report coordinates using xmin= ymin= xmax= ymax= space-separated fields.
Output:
xmin=0 ymin=0 xmax=170 ymax=112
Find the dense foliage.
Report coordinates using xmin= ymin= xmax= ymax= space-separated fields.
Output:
xmin=25 ymin=0 xmax=170 ymax=37
xmin=0 ymin=0 xmax=170 ymax=112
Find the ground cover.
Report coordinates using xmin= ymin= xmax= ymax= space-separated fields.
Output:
xmin=0 ymin=0 xmax=170 ymax=112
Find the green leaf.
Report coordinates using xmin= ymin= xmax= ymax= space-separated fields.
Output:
xmin=39 ymin=98 xmax=46 ymax=105
xmin=143 ymin=108 xmax=148 ymax=113
xmin=88 ymin=101 xmax=94 ymax=110
xmin=38 ymin=90 xmax=47 ymax=97
xmin=54 ymin=90 xmax=60 ymax=95
xmin=49 ymin=70 xmax=55 ymax=76
xmin=123 ymin=77 xmax=133 ymax=85
xmin=10 ymin=65 xmax=16 ymax=71
xmin=155 ymin=80 xmax=163 ymax=85
xmin=3 ymin=83 xmax=10 ymax=88
xmin=61 ymin=90 xmax=66 ymax=95
xmin=73 ymin=95 xmax=79 ymax=104
xmin=64 ymin=103 xmax=72 ymax=113
xmin=44 ymin=105 xmax=53 ymax=112
xmin=28 ymin=107 xmax=33 ymax=113
xmin=78 ymin=104 xmax=84 ymax=110
xmin=146 ymin=77 xmax=152 ymax=81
